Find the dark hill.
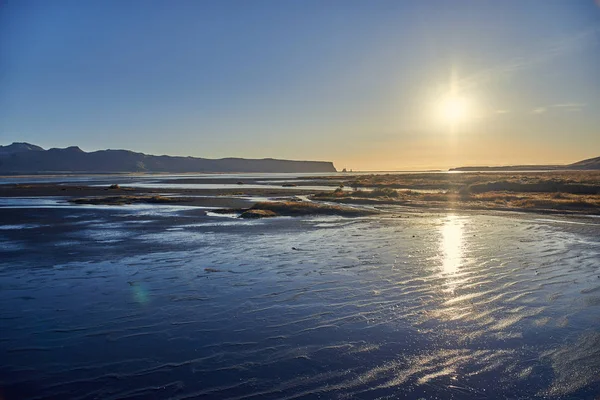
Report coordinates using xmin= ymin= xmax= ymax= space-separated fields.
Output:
xmin=0 ymin=143 xmax=337 ymax=174
xmin=568 ymin=156 xmax=600 ymax=170
xmin=450 ymin=156 xmax=600 ymax=171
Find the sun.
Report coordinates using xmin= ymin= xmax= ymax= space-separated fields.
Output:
xmin=437 ymin=94 xmax=470 ymax=127
xmin=430 ymin=68 xmax=478 ymax=132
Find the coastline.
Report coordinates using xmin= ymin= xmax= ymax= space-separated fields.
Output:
xmin=1 ymin=169 xmax=599 ymax=218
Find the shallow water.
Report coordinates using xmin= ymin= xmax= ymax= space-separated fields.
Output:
xmin=123 ymin=182 xmax=343 ymax=191
xmin=0 ymin=172 xmax=340 ymax=186
xmin=1 ymin=205 xmax=599 ymax=399
xmin=0 ymin=171 xmax=425 ymax=185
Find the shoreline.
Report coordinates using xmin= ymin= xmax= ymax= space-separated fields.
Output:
xmin=1 ymin=170 xmax=599 ymax=218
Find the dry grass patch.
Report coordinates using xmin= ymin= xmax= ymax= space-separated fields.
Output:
xmin=250 ymin=201 xmax=376 ymax=217
xmin=319 ymin=171 xmax=600 ymax=194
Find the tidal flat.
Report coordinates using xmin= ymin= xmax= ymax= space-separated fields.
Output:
xmin=1 ymin=173 xmax=600 ymax=399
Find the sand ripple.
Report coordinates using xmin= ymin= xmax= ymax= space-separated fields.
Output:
xmin=1 ymin=208 xmax=599 ymax=398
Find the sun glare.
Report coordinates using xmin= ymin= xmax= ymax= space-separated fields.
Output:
xmin=437 ymin=95 xmax=471 ymax=127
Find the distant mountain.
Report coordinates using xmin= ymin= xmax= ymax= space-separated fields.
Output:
xmin=450 ymin=156 xmax=600 ymax=172
xmin=0 ymin=143 xmax=337 ymax=174
xmin=0 ymin=142 xmax=45 ymax=154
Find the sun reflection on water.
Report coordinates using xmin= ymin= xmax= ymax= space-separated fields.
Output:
xmin=441 ymin=215 xmax=464 ymax=275
xmin=428 ymin=215 xmax=472 ymax=324
xmin=437 ymin=215 xmax=468 ymax=299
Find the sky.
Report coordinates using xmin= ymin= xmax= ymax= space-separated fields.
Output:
xmin=1 ymin=0 xmax=599 ymax=171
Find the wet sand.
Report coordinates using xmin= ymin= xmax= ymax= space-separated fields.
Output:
xmin=1 ymin=173 xmax=600 ymax=398
xmin=0 ymin=202 xmax=599 ymax=398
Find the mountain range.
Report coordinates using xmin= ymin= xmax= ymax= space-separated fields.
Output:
xmin=0 ymin=143 xmax=337 ymax=174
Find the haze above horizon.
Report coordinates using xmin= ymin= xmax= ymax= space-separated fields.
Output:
xmin=1 ymin=0 xmax=599 ymax=171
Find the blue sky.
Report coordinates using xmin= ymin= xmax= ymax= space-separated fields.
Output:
xmin=1 ymin=0 xmax=599 ymax=170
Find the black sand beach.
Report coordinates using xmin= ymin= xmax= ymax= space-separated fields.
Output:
xmin=1 ymin=172 xmax=600 ymax=399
